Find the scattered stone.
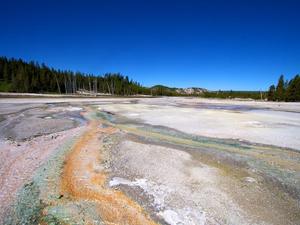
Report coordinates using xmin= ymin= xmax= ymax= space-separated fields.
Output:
xmin=243 ymin=177 xmax=257 ymax=183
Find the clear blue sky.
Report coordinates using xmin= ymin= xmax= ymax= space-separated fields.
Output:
xmin=0 ymin=0 xmax=299 ymax=90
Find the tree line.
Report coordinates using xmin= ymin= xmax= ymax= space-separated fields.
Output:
xmin=1 ymin=56 xmax=299 ymax=101
xmin=202 ymin=90 xmax=266 ymax=100
xmin=267 ymin=74 xmax=300 ymax=102
xmin=0 ymin=56 xmax=150 ymax=95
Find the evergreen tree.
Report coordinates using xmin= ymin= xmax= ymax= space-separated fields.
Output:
xmin=268 ymin=74 xmax=300 ymax=102
xmin=287 ymin=75 xmax=300 ymax=101
xmin=267 ymin=85 xmax=276 ymax=101
xmin=275 ymin=75 xmax=285 ymax=101
xmin=295 ymin=75 xmax=300 ymax=101
xmin=3 ymin=63 xmax=9 ymax=82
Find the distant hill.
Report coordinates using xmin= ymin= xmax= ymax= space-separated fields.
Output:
xmin=175 ymin=87 xmax=207 ymax=95
xmin=150 ymin=85 xmax=207 ymax=96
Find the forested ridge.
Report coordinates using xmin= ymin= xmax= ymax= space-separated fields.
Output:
xmin=0 ymin=56 xmax=299 ymax=101
xmin=0 ymin=56 xmax=150 ymax=95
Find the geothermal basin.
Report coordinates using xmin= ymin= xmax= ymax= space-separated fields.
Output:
xmin=0 ymin=97 xmax=300 ymax=225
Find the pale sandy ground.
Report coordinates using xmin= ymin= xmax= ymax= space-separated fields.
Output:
xmin=99 ymin=97 xmax=300 ymax=150
xmin=110 ymin=140 xmax=293 ymax=225
xmin=1 ymin=97 xmax=300 ymax=225
xmin=2 ymin=97 xmax=300 ymax=149
xmin=110 ymin=141 xmax=240 ymax=225
xmin=99 ymin=97 xmax=300 ymax=224
xmin=0 ymin=103 xmax=85 ymax=223
xmin=1 ymin=96 xmax=300 ymax=111
xmin=0 ymin=127 xmax=83 ymax=223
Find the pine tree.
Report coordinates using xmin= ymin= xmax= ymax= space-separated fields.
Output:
xmin=293 ymin=75 xmax=300 ymax=101
xmin=275 ymin=75 xmax=285 ymax=101
xmin=3 ymin=63 xmax=9 ymax=82
xmin=267 ymin=85 xmax=276 ymax=101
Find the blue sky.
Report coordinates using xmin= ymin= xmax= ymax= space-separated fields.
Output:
xmin=0 ymin=0 xmax=299 ymax=90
